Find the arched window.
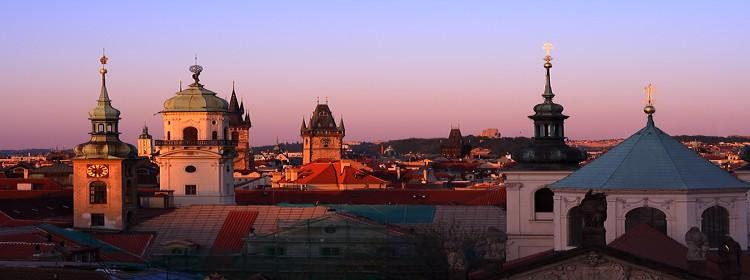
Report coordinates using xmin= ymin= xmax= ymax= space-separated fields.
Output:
xmin=89 ymin=181 xmax=107 ymax=204
xmin=232 ymin=131 xmax=239 ymax=141
xmin=568 ymin=206 xmax=583 ymax=246
xmin=625 ymin=207 xmax=667 ymax=234
xmin=183 ymin=127 xmax=198 ymax=142
xmin=167 ymin=131 xmax=171 ymax=140
xmin=212 ymin=131 xmax=218 ymax=140
xmin=98 ymin=123 xmax=105 ymax=133
xmin=534 ymin=188 xmax=554 ymax=213
xmin=702 ymin=206 xmax=729 ymax=248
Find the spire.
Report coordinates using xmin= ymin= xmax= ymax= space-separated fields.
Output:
xmin=338 ymin=116 xmax=345 ymax=131
xmin=228 ymin=81 xmax=240 ymax=113
xmin=98 ymin=50 xmax=111 ymax=103
xmin=244 ymin=113 xmax=251 ymax=125
xmin=142 ymin=123 xmax=149 ymax=135
xmin=542 ymin=42 xmax=555 ymax=102
xmin=301 ymin=117 xmax=307 ymax=131
xmin=239 ymin=99 xmax=245 ymax=114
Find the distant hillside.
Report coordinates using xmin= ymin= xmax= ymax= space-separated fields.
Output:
xmin=673 ymin=135 xmax=750 ymax=145
xmin=254 ymin=136 xmax=533 ymax=157
xmin=0 ymin=149 xmax=54 ymax=157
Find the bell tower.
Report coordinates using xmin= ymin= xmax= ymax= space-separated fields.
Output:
xmin=301 ymin=100 xmax=345 ymax=164
xmin=72 ymin=53 xmax=140 ymax=231
xmin=137 ymin=124 xmax=154 ymax=158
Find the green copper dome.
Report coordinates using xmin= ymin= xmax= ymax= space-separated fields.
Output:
xmin=162 ymin=85 xmax=228 ymax=112
xmin=162 ymin=64 xmax=228 ymax=112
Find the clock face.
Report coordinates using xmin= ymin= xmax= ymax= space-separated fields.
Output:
xmin=86 ymin=164 xmax=110 ymax=178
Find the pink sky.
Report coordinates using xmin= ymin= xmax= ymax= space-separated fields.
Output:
xmin=1 ymin=1 xmax=749 ymax=149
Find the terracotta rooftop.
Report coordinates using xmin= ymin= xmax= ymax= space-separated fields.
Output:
xmin=211 ymin=211 xmax=259 ymax=255
xmin=608 ymin=223 xmax=688 ymax=269
xmin=235 ymin=187 xmax=505 ymax=206
xmin=281 ymin=160 xmax=387 ymax=186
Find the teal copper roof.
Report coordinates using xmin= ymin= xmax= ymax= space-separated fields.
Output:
xmin=551 ymin=115 xmax=748 ymax=190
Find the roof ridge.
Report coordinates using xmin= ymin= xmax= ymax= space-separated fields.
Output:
xmin=653 ymin=127 xmax=689 ymax=188
xmin=599 ymin=126 xmax=648 ymax=188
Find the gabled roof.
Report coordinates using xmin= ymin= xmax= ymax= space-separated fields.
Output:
xmin=552 ymin=116 xmax=748 ymax=190
xmin=608 ymin=223 xmax=688 ymax=269
xmin=283 ymin=161 xmax=387 ymax=186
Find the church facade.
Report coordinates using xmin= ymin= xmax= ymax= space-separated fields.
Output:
xmin=155 ymin=64 xmax=236 ymax=205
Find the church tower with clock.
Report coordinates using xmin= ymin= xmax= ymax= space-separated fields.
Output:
xmin=73 ymin=54 xmax=140 ymax=231
xmin=301 ymin=101 xmax=345 ymax=164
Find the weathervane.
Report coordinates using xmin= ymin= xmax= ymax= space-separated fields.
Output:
xmin=189 ymin=54 xmax=203 ymax=86
xmin=643 ymin=83 xmax=656 ymax=115
xmin=99 ymin=48 xmax=108 ymax=75
xmin=542 ymin=42 xmax=554 ymax=69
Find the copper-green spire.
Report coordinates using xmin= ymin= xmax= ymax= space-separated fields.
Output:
xmin=89 ymin=52 xmax=121 ymax=121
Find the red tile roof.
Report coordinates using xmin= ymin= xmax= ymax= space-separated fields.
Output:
xmin=281 ymin=161 xmax=387 ymax=186
xmin=0 ymin=178 xmax=64 ymax=190
xmin=91 ymin=232 xmax=155 ymax=257
xmin=211 ymin=211 xmax=259 ymax=255
xmin=608 ymin=223 xmax=688 ymax=269
xmin=235 ymin=187 xmax=505 ymax=206
xmin=0 ymin=242 xmax=56 ymax=260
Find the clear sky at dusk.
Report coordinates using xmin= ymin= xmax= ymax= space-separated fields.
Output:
xmin=1 ymin=1 xmax=748 ymax=149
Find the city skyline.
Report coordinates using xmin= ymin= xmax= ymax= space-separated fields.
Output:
xmin=2 ymin=1 xmax=749 ymax=150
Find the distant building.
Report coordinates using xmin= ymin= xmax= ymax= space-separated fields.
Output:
xmin=441 ymin=127 xmax=464 ymax=159
xmin=137 ymin=125 xmax=154 ymax=158
xmin=226 ymin=84 xmax=254 ymax=172
xmin=480 ymin=128 xmax=501 ymax=138
xmin=301 ymin=102 xmax=345 ymax=164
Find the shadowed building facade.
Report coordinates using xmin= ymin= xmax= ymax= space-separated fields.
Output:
xmin=226 ymin=84 xmax=253 ymax=172
xmin=301 ymin=102 xmax=345 ymax=165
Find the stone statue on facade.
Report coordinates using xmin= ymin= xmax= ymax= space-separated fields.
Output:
xmin=579 ymin=189 xmax=607 ymax=246
xmin=685 ymin=227 xmax=709 ymax=261
xmin=478 ymin=227 xmax=507 ymax=262
xmin=446 ymin=240 xmax=467 ymax=272
xmin=719 ymin=236 xmax=742 ymax=280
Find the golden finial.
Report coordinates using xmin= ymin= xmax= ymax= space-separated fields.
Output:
xmin=543 ymin=42 xmax=553 ymax=68
xmin=99 ymin=48 xmax=108 ymax=75
xmin=643 ymin=83 xmax=656 ymax=115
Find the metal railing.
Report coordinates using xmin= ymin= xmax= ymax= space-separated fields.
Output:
xmin=155 ymin=140 xmax=238 ymax=146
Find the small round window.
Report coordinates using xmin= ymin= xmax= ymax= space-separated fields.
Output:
xmin=185 ymin=166 xmax=197 ymax=173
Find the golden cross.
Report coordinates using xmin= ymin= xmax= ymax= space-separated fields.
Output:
xmin=644 ymin=83 xmax=655 ymax=106
xmin=543 ymin=42 xmax=554 ymax=56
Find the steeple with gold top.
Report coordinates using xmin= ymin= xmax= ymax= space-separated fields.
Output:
xmin=512 ymin=43 xmax=587 ymax=169
xmin=74 ymin=53 xmax=137 ymax=159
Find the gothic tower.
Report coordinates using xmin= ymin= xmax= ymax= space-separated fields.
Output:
xmin=137 ymin=125 xmax=154 ymax=158
xmin=226 ymin=83 xmax=253 ymax=172
xmin=155 ymin=62 xmax=236 ymax=205
xmin=72 ymin=54 xmax=139 ymax=231
xmin=301 ymin=101 xmax=345 ymax=164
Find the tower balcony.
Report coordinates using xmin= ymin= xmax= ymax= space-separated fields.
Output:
xmin=155 ymin=140 xmax=238 ymax=147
